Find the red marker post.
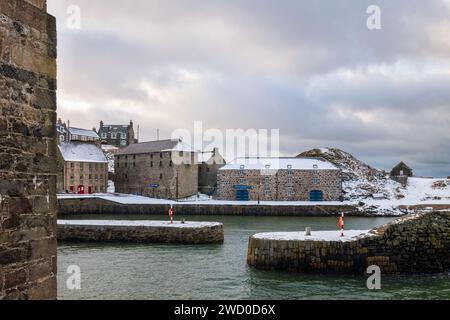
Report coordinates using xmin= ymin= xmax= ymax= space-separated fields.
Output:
xmin=338 ymin=212 xmax=345 ymax=237
xmin=169 ymin=205 xmax=174 ymax=224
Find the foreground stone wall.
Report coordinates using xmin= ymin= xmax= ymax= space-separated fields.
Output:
xmin=247 ymin=211 xmax=450 ymax=274
xmin=58 ymin=197 xmax=362 ymax=217
xmin=0 ymin=0 xmax=57 ymax=299
xmin=58 ymin=223 xmax=224 ymax=244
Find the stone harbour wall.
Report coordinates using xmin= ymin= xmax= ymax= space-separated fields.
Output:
xmin=247 ymin=211 xmax=450 ymax=274
xmin=0 ymin=0 xmax=57 ymax=299
xmin=57 ymin=197 xmax=363 ymax=217
xmin=57 ymin=223 xmax=224 ymax=244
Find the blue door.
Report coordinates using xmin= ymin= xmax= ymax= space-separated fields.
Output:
xmin=236 ymin=190 xmax=249 ymax=201
xmin=309 ymin=190 xmax=324 ymax=201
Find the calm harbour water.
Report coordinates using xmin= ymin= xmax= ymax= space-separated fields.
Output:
xmin=58 ymin=215 xmax=450 ymax=300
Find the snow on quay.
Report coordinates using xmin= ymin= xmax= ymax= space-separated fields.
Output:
xmin=252 ymin=230 xmax=371 ymax=242
xmin=58 ymin=220 xmax=221 ymax=229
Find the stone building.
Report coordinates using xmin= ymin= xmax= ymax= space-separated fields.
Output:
xmin=56 ymin=118 xmax=68 ymax=143
xmin=57 ymin=142 xmax=108 ymax=194
xmin=114 ymin=139 xmax=198 ymax=199
xmin=97 ymin=120 xmax=137 ymax=148
xmin=390 ymin=161 xmax=413 ymax=178
xmin=56 ymin=118 xmax=100 ymax=144
xmin=217 ymin=158 xmax=342 ymax=201
xmin=390 ymin=161 xmax=413 ymax=186
xmin=0 ymin=0 xmax=57 ymax=299
xmin=198 ymin=148 xmax=226 ymax=195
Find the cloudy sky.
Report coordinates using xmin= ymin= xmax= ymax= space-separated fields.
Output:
xmin=47 ymin=0 xmax=450 ymax=177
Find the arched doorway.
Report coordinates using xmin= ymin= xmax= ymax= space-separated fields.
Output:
xmin=309 ymin=190 xmax=324 ymax=201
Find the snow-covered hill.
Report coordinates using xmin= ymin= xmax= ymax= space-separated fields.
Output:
xmin=298 ymin=148 xmax=404 ymax=201
xmin=298 ymin=148 xmax=450 ymax=215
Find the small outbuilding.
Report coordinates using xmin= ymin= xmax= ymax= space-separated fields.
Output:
xmin=390 ymin=162 xmax=413 ymax=178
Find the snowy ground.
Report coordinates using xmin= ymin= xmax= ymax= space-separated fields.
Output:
xmin=252 ymin=230 xmax=371 ymax=242
xmin=58 ymin=220 xmax=221 ymax=228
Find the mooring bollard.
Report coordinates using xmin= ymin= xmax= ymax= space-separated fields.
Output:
xmin=305 ymin=227 xmax=311 ymax=236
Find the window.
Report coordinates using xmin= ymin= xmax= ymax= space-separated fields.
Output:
xmin=70 ymin=176 xmax=74 ymax=183
xmin=121 ymin=140 xmax=127 ymax=146
xmin=80 ymin=163 xmax=84 ymax=170
xmin=101 ymin=133 xmax=107 ymax=139
xmin=159 ymin=161 xmax=163 ymax=167
xmin=111 ymin=132 xmax=117 ymax=139
xmin=133 ymin=162 xmax=136 ymax=167
xmin=117 ymin=156 xmax=120 ymax=161
xmin=170 ymin=161 xmax=173 ymax=167
xmin=160 ymin=153 xmax=163 ymax=158
xmin=89 ymin=174 xmax=92 ymax=180
xmin=313 ymin=177 xmax=320 ymax=185
xmin=89 ymin=163 xmax=93 ymax=170
xmin=150 ymin=154 xmax=154 ymax=159
xmin=121 ymin=133 xmax=127 ymax=139
xmin=160 ymin=174 xmax=163 ymax=180
xmin=150 ymin=161 xmax=153 ymax=168
xmin=287 ymin=187 xmax=294 ymax=197
xmin=95 ymin=174 xmax=98 ymax=180
xmin=125 ymin=174 xmax=128 ymax=180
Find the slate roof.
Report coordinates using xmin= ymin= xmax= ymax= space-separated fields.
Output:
xmin=59 ymin=142 xmax=107 ymax=163
xmin=68 ymin=127 xmax=100 ymax=139
xmin=116 ymin=139 xmax=198 ymax=155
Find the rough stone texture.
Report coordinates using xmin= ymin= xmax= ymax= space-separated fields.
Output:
xmin=115 ymin=151 xmax=198 ymax=199
xmin=217 ymin=169 xmax=342 ymax=201
xmin=0 ymin=0 xmax=57 ymax=300
xmin=57 ymin=197 xmax=365 ymax=217
xmin=247 ymin=211 xmax=450 ymax=274
xmin=57 ymin=223 xmax=224 ymax=244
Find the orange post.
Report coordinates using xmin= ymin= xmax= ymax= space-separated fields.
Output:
xmin=337 ymin=212 xmax=345 ymax=237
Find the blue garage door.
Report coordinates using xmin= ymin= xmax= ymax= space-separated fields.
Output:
xmin=236 ymin=190 xmax=249 ymax=201
xmin=309 ymin=190 xmax=324 ymax=201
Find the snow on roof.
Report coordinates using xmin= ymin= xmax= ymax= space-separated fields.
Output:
xmin=117 ymin=139 xmax=198 ymax=155
xmin=219 ymin=157 xmax=339 ymax=171
xmin=69 ymin=127 xmax=100 ymax=139
xmin=59 ymin=142 xmax=108 ymax=163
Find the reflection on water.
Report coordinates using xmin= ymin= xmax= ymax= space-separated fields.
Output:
xmin=57 ymin=214 xmax=450 ymax=300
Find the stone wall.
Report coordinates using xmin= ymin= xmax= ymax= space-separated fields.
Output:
xmin=115 ymin=151 xmax=198 ymax=199
xmin=0 ymin=0 xmax=57 ymax=299
xmin=247 ymin=211 xmax=450 ymax=274
xmin=58 ymin=222 xmax=224 ymax=244
xmin=58 ymin=197 xmax=363 ymax=217
xmin=217 ymin=169 xmax=342 ymax=201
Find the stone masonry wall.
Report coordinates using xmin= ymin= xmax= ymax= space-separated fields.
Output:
xmin=115 ymin=152 xmax=198 ymax=199
xmin=57 ymin=223 xmax=224 ymax=245
xmin=217 ymin=169 xmax=342 ymax=201
xmin=57 ymin=197 xmax=361 ymax=217
xmin=0 ymin=0 xmax=57 ymax=299
xmin=247 ymin=211 xmax=450 ymax=274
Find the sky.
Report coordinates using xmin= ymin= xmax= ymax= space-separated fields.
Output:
xmin=47 ymin=0 xmax=450 ymax=177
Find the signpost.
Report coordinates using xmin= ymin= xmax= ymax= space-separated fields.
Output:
xmin=148 ymin=183 xmax=160 ymax=198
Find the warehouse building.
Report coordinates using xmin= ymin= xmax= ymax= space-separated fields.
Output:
xmin=216 ymin=157 xmax=342 ymax=201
